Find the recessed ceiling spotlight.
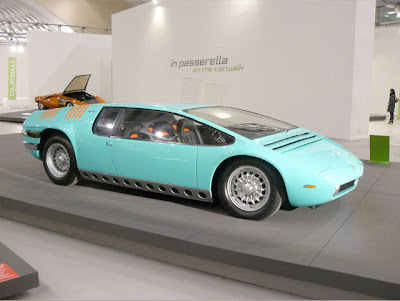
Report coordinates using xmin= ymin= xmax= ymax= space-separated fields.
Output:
xmin=152 ymin=0 xmax=158 ymax=5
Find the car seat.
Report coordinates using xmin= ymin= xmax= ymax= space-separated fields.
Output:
xmin=177 ymin=119 xmax=203 ymax=145
xmin=122 ymin=123 xmax=153 ymax=141
xmin=152 ymin=121 xmax=179 ymax=142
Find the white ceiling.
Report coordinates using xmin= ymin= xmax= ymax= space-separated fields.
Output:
xmin=0 ymin=0 xmax=71 ymax=45
xmin=1 ymin=0 xmax=398 ymax=46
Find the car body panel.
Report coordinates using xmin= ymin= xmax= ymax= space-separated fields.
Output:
xmin=22 ymin=103 xmax=364 ymax=208
xmin=108 ymin=138 xmax=198 ymax=187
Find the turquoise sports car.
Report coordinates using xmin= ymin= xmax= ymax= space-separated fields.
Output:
xmin=22 ymin=103 xmax=363 ymax=220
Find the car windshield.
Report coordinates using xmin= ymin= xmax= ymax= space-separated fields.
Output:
xmin=185 ymin=106 xmax=297 ymax=139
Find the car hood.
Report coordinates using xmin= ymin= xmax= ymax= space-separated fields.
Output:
xmin=256 ymin=128 xmax=363 ymax=178
xmin=35 ymin=93 xmax=62 ymax=100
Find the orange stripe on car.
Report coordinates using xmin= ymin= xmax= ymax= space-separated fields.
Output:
xmin=184 ymin=128 xmax=190 ymax=132
xmin=172 ymin=124 xmax=177 ymax=130
xmin=48 ymin=109 xmax=55 ymax=118
xmin=40 ymin=110 xmax=50 ymax=118
xmin=41 ymin=109 xmax=57 ymax=119
xmin=71 ymin=106 xmax=85 ymax=119
xmin=49 ymin=108 xmax=60 ymax=118
xmin=75 ymin=105 xmax=89 ymax=119
xmin=65 ymin=106 xmax=78 ymax=118
xmin=130 ymin=134 xmax=138 ymax=139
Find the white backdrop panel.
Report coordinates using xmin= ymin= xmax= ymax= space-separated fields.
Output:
xmin=372 ymin=26 xmax=400 ymax=115
xmin=112 ymin=0 xmax=375 ymax=139
xmin=28 ymin=31 xmax=112 ymax=107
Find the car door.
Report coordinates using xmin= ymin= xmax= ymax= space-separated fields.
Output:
xmin=76 ymin=107 xmax=121 ymax=175
xmin=105 ymin=108 xmax=198 ymax=188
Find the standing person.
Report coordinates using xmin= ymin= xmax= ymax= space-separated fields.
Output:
xmin=387 ymin=89 xmax=398 ymax=124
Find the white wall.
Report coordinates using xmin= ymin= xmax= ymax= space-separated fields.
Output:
xmin=28 ymin=31 xmax=112 ymax=107
xmin=0 ymin=45 xmax=29 ymax=102
xmin=372 ymin=26 xmax=400 ymax=115
xmin=112 ymin=0 xmax=375 ymax=140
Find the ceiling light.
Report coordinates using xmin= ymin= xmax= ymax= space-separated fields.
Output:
xmin=10 ymin=45 xmax=16 ymax=53
xmin=388 ymin=11 xmax=396 ymax=14
xmin=17 ymin=45 xmax=24 ymax=52
xmin=386 ymin=15 xmax=389 ymax=17
xmin=152 ymin=0 xmax=158 ymax=4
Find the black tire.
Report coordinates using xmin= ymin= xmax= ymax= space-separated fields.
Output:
xmin=37 ymin=102 xmax=47 ymax=110
xmin=217 ymin=159 xmax=283 ymax=220
xmin=66 ymin=102 xmax=74 ymax=107
xmin=42 ymin=136 xmax=78 ymax=186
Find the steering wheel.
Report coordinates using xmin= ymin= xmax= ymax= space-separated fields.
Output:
xmin=209 ymin=130 xmax=226 ymax=145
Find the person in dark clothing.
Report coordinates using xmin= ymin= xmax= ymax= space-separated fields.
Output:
xmin=387 ymin=89 xmax=397 ymax=124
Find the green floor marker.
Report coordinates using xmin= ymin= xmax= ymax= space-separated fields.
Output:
xmin=370 ymin=135 xmax=389 ymax=164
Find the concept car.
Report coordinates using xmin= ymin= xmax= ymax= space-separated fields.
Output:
xmin=35 ymin=74 xmax=106 ymax=110
xmin=22 ymin=104 xmax=363 ymax=220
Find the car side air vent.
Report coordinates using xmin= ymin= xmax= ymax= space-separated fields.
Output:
xmin=265 ymin=132 xmax=322 ymax=153
xmin=79 ymin=170 xmax=213 ymax=203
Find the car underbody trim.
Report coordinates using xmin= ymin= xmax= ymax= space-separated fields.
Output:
xmin=78 ymin=169 xmax=213 ymax=203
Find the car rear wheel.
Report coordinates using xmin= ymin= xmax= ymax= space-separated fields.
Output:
xmin=66 ymin=102 xmax=74 ymax=107
xmin=37 ymin=102 xmax=47 ymax=110
xmin=217 ymin=159 xmax=282 ymax=220
xmin=42 ymin=136 xmax=78 ymax=186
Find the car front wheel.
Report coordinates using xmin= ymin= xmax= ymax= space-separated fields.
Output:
xmin=218 ymin=159 xmax=282 ymax=220
xmin=42 ymin=136 xmax=78 ymax=186
xmin=66 ymin=102 xmax=74 ymax=107
xmin=37 ymin=102 xmax=46 ymax=110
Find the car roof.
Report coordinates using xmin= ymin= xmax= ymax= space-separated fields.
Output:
xmin=100 ymin=102 xmax=216 ymax=112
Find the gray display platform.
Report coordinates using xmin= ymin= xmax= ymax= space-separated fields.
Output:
xmin=369 ymin=114 xmax=387 ymax=121
xmin=0 ymin=242 xmax=39 ymax=299
xmin=0 ymin=109 xmax=35 ymax=123
xmin=1 ymin=133 xmax=400 ymax=299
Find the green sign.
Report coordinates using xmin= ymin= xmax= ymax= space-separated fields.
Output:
xmin=370 ymin=135 xmax=389 ymax=164
xmin=8 ymin=57 xmax=16 ymax=100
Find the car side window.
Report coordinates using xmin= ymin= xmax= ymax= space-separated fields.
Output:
xmin=112 ymin=108 xmax=234 ymax=146
xmin=113 ymin=109 xmax=180 ymax=143
xmin=196 ymin=123 xmax=235 ymax=146
xmin=93 ymin=108 xmax=121 ymax=137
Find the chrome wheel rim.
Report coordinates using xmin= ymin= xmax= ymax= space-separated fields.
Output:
xmin=66 ymin=102 xmax=73 ymax=107
xmin=38 ymin=102 xmax=44 ymax=110
xmin=46 ymin=143 xmax=70 ymax=178
xmin=226 ymin=166 xmax=271 ymax=212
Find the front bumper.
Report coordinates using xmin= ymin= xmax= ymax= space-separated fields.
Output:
xmin=283 ymin=153 xmax=363 ymax=207
xmin=21 ymin=129 xmax=42 ymax=138
xmin=23 ymin=141 xmax=39 ymax=150
xmin=21 ymin=129 xmax=42 ymax=159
